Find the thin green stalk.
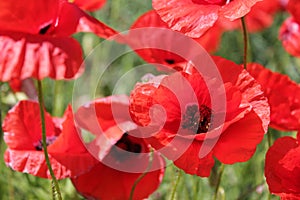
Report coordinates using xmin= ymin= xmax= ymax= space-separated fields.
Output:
xmin=169 ymin=169 xmax=182 ymax=200
xmin=0 ymin=82 xmax=3 ymax=148
xmin=37 ymin=80 xmax=62 ymax=200
xmin=241 ymin=16 xmax=248 ymax=69
xmin=267 ymin=132 xmax=272 ymax=200
xmin=129 ymin=148 xmax=154 ymax=200
xmin=213 ymin=164 xmax=225 ymax=200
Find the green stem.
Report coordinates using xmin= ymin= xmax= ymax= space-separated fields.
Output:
xmin=267 ymin=131 xmax=272 ymax=200
xmin=129 ymin=148 xmax=154 ymax=200
xmin=241 ymin=16 xmax=248 ymax=69
xmin=267 ymin=131 xmax=272 ymax=148
xmin=213 ymin=164 xmax=225 ymax=200
xmin=170 ymin=169 xmax=182 ymax=200
xmin=0 ymin=82 xmax=3 ymax=148
xmin=37 ymin=80 xmax=62 ymax=200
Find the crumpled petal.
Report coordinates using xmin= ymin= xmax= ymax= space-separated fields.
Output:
xmin=153 ymin=0 xmax=261 ymax=37
xmin=219 ymin=0 xmax=262 ymax=21
xmin=0 ymin=32 xmax=83 ymax=81
xmin=220 ymin=0 xmax=282 ymax=32
xmin=152 ymin=0 xmax=219 ymax=37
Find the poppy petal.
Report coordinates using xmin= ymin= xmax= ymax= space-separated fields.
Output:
xmin=72 ymin=158 xmax=164 ymax=200
xmin=75 ymin=95 xmax=131 ymax=134
xmin=265 ymin=136 xmax=299 ymax=194
xmin=279 ymin=17 xmax=300 ymax=57
xmin=73 ymin=0 xmax=106 ymax=12
xmin=3 ymin=100 xmax=55 ymax=150
xmin=213 ymin=110 xmax=264 ymax=164
xmin=219 ymin=0 xmax=262 ymax=21
xmin=129 ymin=10 xmax=223 ymax=65
xmin=0 ymin=32 xmax=83 ymax=81
xmin=52 ymin=1 xmax=117 ymax=38
xmin=152 ymin=0 xmax=219 ymax=37
xmin=247 ymin=63 xmax=300 ymax=131
xmin=0 ymin=0 xmax=58 ymax=34
xmin=287 ymin=0 xmax=300 ymax=24
xmin=4 ymin=149 xmax=72 ymax=179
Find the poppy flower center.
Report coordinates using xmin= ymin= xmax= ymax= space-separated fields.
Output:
xmin=182 ymin=104 xmax=212 ymax=134
xmin=34 ymin=136 xmax=57 ymax=151
xmin=39 ymin=23 xmax=52 ymax=35
xmin=110 ymin=133 xmax=143 ymax=161
xmin=191 ymin=0 xmax=230 ymax=5
xmin=165 ymin=59 xmax=175 ymax=64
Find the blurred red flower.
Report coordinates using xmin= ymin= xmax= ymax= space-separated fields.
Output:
xmin=152 ymin=0 xmax=262 ymax=37
xmin=129 ymin=10 xmax=223 ymax=67
xmin=0 ymin=0 xmax=117 ymax=82
xmin=265 ymin=131 xmax=300 ymax=199
xmin=72 ymin=96 xmax=165 ymax=200
xmin=73 ymin=0 xmax=106 ymax=11
xmin=129 ymin=56 xmax=270 ymax=177
xmin=247 ymin=63 xmax=300 ymax=131
xmin=3 ymin=100 xmax=97 ymax=179
xmin=279 ymin=0 xmax=300 ymax=57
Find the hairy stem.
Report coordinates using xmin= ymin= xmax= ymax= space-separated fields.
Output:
xmin=129 ymin=148 xmax=154 ymax=200
xmin=170 ymin=169 xmax=182 ymax=200
xmin=0 ymin=82 xmax=3 ymax=148
xmin=241 ymin=16 xmax=248 ymax=69
xmin=37 ymin=80 xmax=62 ymax=200
xmin=213 ymin=164 xmax=225 ymax=200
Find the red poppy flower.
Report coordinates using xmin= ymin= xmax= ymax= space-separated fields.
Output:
xmin=279 ymin=0 xmax=300 ymax=57
xmin=73 ymin=0 xmax=106 ymax=11
xmin=265 ymin=131 xmax=300 ymax=199
xmin=0 ymin=0 xmax=117 ymax=82
xmin=280 ymin=17 xmax=300 ymax=57
xmin=71 ymin=96 xmax=165 ymax=200
xmin=129 ymin=56 xmax=270 ymax=177
xmin=247 ymin=63 xmax=300 ymax=131
xmin=3 ymin=100 xmax=98 ymax=179
xmin=152 ymin=0 xmax=262 ymax=37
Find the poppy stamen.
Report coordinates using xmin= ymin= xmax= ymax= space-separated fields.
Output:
xmin=34 ymin=136 xmax=57 ymax=151
xmin=182 ymin=104 xmax=212 ymax=134
xmin=165 ymin=59 xmax=175 ymax=64
xmin=111 ymin=133 xmax=143 ymax=161
xmin=39 ymin=24 xmax=52 ymax=35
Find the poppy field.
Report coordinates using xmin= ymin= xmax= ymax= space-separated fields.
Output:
xmin=0 ymin=0 xmax=300 ymax=200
